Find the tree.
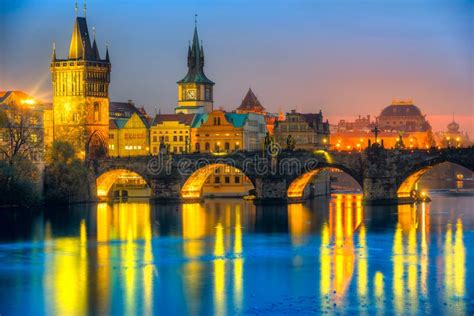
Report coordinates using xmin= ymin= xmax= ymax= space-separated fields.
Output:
xmin=0 ymin=104 xmax=44 ymax=165
xmin=0 ymin=157 xmax=40 ymax=206
xmin=44 ymin=141 xmax=90 ymax=205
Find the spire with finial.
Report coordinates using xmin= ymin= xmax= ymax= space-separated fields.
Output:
xmin=84 ymin=0 xmax=87 ymax=17
xmin=105 ymin=44 xmax=110 ymax=62
xmin=177 ymin=15 xmax=214 ymax=85
xmin=75 ymin=0 xmax=78 ymax=16
xmin=91 ymin=26 xmax=100 ymax=60
xmin=51 ymin=42 xmax=56 ymax=62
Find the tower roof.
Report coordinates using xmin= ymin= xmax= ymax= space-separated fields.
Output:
xmin=69 ymin=17 xmax=93 ymax=59
xmin=177 ymin=23 xmax=214 ymax=85
xmin=237 ymin=88 xmax=266 ymax=113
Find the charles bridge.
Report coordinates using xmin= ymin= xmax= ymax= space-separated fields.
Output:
xmin=88 ymin=147 xmax=474 ymax=205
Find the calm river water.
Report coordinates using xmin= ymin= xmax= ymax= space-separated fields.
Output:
xmin=0 ymin=194 xmax=473 ymax=315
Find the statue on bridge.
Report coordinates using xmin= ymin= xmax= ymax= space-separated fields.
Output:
xmin=395 ymin=131 xmax=405 ymax=149
xmin=286 ymin=134 xmax=296 ymax=151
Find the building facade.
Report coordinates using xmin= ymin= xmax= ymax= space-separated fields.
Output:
xmin=176 ymin=23 xmax=214 ymax=114
xmin=0 ymin=91 xmax=52 ymax=163
xmin=150 ymin=113 xmax=195 ymax=154
xmin=108 ymin=102 xmax=150 ymax=157
xmin=51 ymin=14 xmax=111 ymax=159
xmin=274 ymin=110 xmax=330 ymax=150
xmin=192 ymin=110 xmax=266 ymax=153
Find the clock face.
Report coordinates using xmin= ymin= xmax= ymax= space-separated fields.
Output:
xmin=186 ymin=89 xmax=196 ymax=100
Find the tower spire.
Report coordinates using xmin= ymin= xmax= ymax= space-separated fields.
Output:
xmin=51 ymin=42 xmax=56 ymax=62
xmin=105 ymin=44 xmax=110 ymax=62
xmin=74 ymin=1 xmax=78 ymax=16
xmin=84 ymin=0 xmax=87 ymax=17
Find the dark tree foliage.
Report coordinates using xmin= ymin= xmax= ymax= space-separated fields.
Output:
xmin=0 ymin=158 xmax=40 ymax=207
xmin=44 ymin=141 xmax=90 ymax=205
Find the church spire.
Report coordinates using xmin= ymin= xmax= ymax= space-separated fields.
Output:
xmin=177 ymin=17 xmax=214 ymax=85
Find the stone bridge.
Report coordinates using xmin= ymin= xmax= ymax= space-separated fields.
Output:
xmin=87 ymin=147 xmax=474 ymax=205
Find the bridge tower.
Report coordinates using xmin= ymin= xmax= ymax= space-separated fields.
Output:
xmin=51 ymin=6 xmax=111 ymax=159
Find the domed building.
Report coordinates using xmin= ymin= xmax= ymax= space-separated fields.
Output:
xmin=377 ymin=99 xmax=431 ymax=132
xmin=435 ymin=118 xmax=471 ymax=148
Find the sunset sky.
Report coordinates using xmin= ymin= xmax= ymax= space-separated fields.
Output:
xmin=1 ymin=0 xmax=472 ymax=134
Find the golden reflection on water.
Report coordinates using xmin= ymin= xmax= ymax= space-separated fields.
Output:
xmin=37 ymin=196 xmax=468 ymax=314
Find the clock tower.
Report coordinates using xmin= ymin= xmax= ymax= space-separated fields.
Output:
xmin=176 ymin=21 xmax=214 ymax=114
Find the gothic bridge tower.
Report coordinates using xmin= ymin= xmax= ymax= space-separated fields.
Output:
xmin=51 ymin=6 xmax=111 ymax=159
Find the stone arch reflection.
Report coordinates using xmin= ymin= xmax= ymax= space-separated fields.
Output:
xmin=180 ymin=164 xmax=254 ymax=199
xmin=96 ymin=169 xmax=151 ymax=200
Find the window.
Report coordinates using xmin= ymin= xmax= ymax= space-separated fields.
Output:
xmin=225 ymin=142 xmax=230 ymax=151
xmin=214 ymin=176 xmax=220 ymax=184
xmin=214 ymin=143 xmax=220 ymax=152
xmin=109 ymin=144 xmax=115 ymax=150
xmin=29 ymin=116 xmax=38 ymax=125
xmin=224 ymin=176 xmax=230 ymax=184
xmin=179 ymin=146 xmax=183 ymax=152
xmin=234 ymin=176 xmax=240 ymax=184
xmin=173 ymin=136 xmax=177 ymax=142
xmin=153 ymin=147 xmax=157 ymax=153
xmin=30 ymin=133 xmax=38 ymax=143
xmin=73 ymin=113 xmax=80 ymax=122
xmin=205 ymin=142 xmax=210 ymax=151
xmin=94 ymin=102 xmax=100 ymax=121
xmin=179 ymin=136 xmax=183 ymax=141
xmin=195 ymin=143 xmax=200 ymax=152
xmin=153 ymin=136 xmax=157 ymax=142
xmin=109 ymin=134 xmax=114 ymax=139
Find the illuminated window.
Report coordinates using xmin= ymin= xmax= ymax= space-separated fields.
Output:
xmin=30 ymin=133 xmax=38 ymax=143
xmin=179 ymin=136 xmax=183 ymax=141
xmin=29 ymin=116 xmax=38 ymax=125
xmin=73 ymin=113 xmax=80 ymax=122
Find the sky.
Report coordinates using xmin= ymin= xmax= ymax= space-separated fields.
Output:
xmin=0 ymin=0 xmax=473 ymax=134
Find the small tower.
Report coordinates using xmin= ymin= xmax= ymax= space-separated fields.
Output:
xmin=51 ymin=8 xmax=111 ymax=159
xmin=176 ymin=18 xmax=215 ymax=114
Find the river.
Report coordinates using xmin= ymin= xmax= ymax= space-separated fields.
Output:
xmin=0 ymin=194 xmax=472 ymax=315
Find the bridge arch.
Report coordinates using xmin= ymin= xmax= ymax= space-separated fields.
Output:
xmin=180 ymin=163 xmax=255 ymax=199
xmin=397 ymin=157 xmax=474 ymax=197
xmin=287 ymin=165 xmax=363 ymax=199
xmin=96 ymin=168 xmax=151 ymax=200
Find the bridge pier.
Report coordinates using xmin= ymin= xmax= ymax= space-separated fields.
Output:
xmin=362 ymin=177 xmax=400 ymax=205
xmin=253 ymin=176 xmax=288 ymax=204
xmin=150 ymin=177 xmax=182 ymax=203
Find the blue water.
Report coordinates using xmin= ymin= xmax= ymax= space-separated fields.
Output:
xmin=0 ymin=194 xmax=473 ymax=315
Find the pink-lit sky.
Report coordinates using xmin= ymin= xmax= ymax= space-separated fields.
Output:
xmin=1 ymin=0 xmax=473 ymax=135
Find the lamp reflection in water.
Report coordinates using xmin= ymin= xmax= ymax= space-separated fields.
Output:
xmin=181 ymin=201 xmax=245 ymax=315
xmin=43 ymin=219 xmax=89 ymax=315
xmin=319 ymin=194 xmax=364 ymax=308
xmin=95 ymin=202 xmax=154 ymax=315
